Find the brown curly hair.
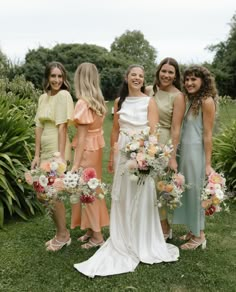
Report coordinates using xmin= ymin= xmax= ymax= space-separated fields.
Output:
xmin=183 ymin=66 xmax=218 ymax=116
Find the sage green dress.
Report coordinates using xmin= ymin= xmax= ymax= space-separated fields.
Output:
xmin=173 ymin=106 xmax=205 ymax=237
xmin=152 ymin=90 xmax=179 ymax=220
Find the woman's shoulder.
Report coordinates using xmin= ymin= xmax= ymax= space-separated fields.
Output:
xmin=57 ymin=89 xmax=72 ymax=99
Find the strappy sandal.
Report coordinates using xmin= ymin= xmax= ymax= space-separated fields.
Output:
xmin=180 ymin=238 xmax=207 ymax=250
xmin=81 ymin=239 xmax=104 ymax=250
xmin=179 ymin=231 xmax=193 ymax=241
xmin=77 ymin=233 xmax=92 ymax=242
xmin=46 ymin=237 xmax=71 ymax=252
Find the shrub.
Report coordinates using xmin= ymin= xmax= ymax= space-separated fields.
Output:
xmin=0 ymin=76 xmax=42 ymax=227
xmin=212 ymin=120 xmax=236 ymax=192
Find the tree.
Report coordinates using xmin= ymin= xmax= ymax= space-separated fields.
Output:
xmin=208 ymin=12 xmax=236 ymax=98
xmin=110 ymin=30 xmax=157 ymax=83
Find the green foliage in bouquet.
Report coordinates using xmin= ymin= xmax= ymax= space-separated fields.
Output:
xmin=0 ymin=76 xmax=42 ymax=227
xmin=212 ymin=120 xmax=236 ymax=192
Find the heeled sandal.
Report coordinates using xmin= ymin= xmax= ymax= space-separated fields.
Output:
xmin=180 ymin=238 xmax=207 ymax=250
xmin=46 ymin=237 xmax=71 ymax=252
xmin=164 ymin=228 xmax=173 ymax=241
xmin=179 ymin=231 xmax=193 ymax=241
xmin=77 ymin=233 xmax=92 ymax=242
xmin=81 ymin=239 xmax=104 ymax=250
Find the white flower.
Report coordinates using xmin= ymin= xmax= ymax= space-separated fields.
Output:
xmin=98 ymin=193 xmax=105 ymax=199
xmin=157 ymin=202 xmax=162 ymax=208
xmin=214 ymin=183 xmax=221 ymax=190
xmin=215 ymin=189 xmax=224 ymax=200
xmin=130 ymin=152 xmax=137 ymax=159
xmin=88 ymin=178 xmax=99 ymax=190
xmin=129 ymin=142 xmax=139 ymax=151
xmin=50 ymin=161 xmax=58 ymax=171
xmin=39 ymin=175 xmax=48 ymax=187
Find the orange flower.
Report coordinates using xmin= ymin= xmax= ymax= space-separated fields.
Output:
xmin=40 ymin=161 xmax=51 ymax=172
xmin=148 ymin=145 xmax=157 ymax=157
xmin=157 ymin=181 xmax=165 ymax=191
xmin=164 ymin=184 xmax=174 ymax=192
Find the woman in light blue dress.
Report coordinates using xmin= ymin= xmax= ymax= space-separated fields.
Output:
xmin=173 ymin=66 xmax=218 ymax=250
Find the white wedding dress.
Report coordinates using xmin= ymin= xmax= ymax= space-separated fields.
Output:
xmin=74 ymin=96 xmax=179 ymax=277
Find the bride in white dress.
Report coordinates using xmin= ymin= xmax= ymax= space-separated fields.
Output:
xmin=74 ymin=65 xmax=179 ymax=277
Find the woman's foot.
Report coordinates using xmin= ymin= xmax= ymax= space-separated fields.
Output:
xmin=179 ymin=231 xmax=193 ymax=241
xmin=164 ymin=228 xmax=173 ymax=241
xmin=46 ymin=237 xmax=71 ymax=251
xmin=81 ymin=239 xmax=105 ymax=250
xmin=180 ymin=237 xmax=206 ymax=250
xmin=77 ymin=232 xmax=92 ymax=242
xmin=45 ymin=230 xmax=70 ymax=247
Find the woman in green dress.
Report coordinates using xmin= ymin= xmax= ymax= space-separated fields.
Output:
xmin=173 ymin=66 xmax=217 ymax=250
xmin=146 ymin=57 xmax=185 ymax=240
xmin=31 ymin=62 xmax=74 ymax=251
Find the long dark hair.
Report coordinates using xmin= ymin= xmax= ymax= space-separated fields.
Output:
xmin=152 ymin=57 xmax=181 ymax=96
xmin=183 ymin=65 xmax=218 ymax=116
xmin=43 ymin=61 xmax=70 ymax=92
xmin=117 ymin=64 xmax=145 ymax=111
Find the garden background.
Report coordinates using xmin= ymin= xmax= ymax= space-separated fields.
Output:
xmin=0 ymin=13 xmax=236 ymax=292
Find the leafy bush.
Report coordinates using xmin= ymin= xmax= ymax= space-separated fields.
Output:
xmin=0 ymin=76 xmax=42 ymax=227
xmin=212 ymin=120 xmax=236 ymax=192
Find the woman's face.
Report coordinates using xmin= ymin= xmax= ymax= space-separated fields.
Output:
xmin=126 ymin=67 xmax=144 ymax=91
xmin=158 ymin=63 xmax=176 ymax=88
xmin=184 ymin=74 xmax=202 ymax=94
xmin=48 ymin=67 xmax=64 ymax=94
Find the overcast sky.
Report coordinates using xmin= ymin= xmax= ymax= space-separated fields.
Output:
xmin=0 ymin=0 xmax=235 ymax=64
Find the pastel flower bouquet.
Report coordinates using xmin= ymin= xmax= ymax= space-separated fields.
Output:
xmin=24 ymin=152 xmax=67 ymax=209
xmin=201 ymin=172 xmax=228 ymax=216
xmin=62 ymin=167 xmax=108 ymax=207
xmin=156 ymin=171 xmax=186 ymax=210
xmin=122 ymin=126 xmax=174 ymax=183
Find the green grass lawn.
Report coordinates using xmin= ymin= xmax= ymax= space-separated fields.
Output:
xmin=0 ymin=101 xmax=236 ymax=292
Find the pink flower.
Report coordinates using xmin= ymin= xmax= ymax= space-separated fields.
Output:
xmin=82 ymin=168 xmax=97 ymax=182
xmin=25 ymin=171 xmax=33 ymax=185
xmin=80 ymin=194 xmax=96 ymax=204
xmin=173 ymin=173 xmax=185 ymax=187
xmin=205 ymin=182 xmax=216 ymax=195
xmin=53 ymin=178 xmax=65 ymax=192
xmin=208 ymin=172 xmax=225 ymax=186
xmin=40 ymin=161 xmax=51 ymax=172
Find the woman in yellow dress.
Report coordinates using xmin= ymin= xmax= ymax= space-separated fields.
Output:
xmin=31 ymin=61 xmax=74 ymax=251
xmin=146 ymin=57 xmax=185 ymax=240
xmin=70 ymin=63 xmax=109 ymax=249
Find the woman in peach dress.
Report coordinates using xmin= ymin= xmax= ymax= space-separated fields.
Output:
xmin=70 ymin=62 xmax=109 ymax=249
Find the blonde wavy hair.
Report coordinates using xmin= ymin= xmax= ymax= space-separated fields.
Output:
xmin=74 ymin=62 xmax=107 ymax=116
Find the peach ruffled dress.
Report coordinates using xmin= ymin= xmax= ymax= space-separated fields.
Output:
xmin=71 ymin=99 xmax=109 ymax=231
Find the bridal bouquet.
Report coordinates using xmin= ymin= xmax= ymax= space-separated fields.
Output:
xmin=156 ymin=171 xmax=186 ymax=210
xmin=122 ymin=126 xmax=173 ymax=182
xmin=24 ymin=152 xmax=67 ymax=209
xmin=201 ymin=172 xmax=228 ymax=216
xmin=62 ymin=167 xmax=108 ymax=207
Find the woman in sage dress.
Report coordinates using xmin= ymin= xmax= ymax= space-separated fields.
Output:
xmin=146 ymin=57 xmax=185 ymax=240
xmin=73 ymin=65 xmax=179 ymax=278
xmin=31 ymin=62 xmax=74 ymax=251
xmin=70 ymin=62 xmax=109 ymax=248
xmin=173 ymin=66 xmax=217 ymax=250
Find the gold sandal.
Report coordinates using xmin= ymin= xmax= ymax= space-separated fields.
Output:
xmin=180 ymin=238 xmax=207 ymax=250
xmin=77 ymin=233 xmax=92 ymax=242
xmin=46 ymin=237 xmax=71 ymax=251
xmin=81 ymin=239 xmax=104 ymax=250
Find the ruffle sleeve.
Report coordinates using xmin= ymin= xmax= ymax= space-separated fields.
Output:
xmin=54 ymin=90 xmax=74 ymax=125
xmin=73 ymin=99 xmax=94 ymax=125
